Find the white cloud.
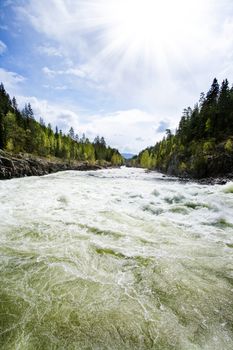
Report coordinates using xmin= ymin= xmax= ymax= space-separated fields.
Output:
xmin=42 ymin=66 xmax=57 ymax=78
xmin=38 ymin=45 xmax=63 ymax=57
xmin=42 ymin=66 xmax=86 ymax=79
xmin=77 ymin=109 xmax=173 ymax=153
xmin=54 ymin=85 xmax=68 ymax=91
xmin=42 ymin=84 xmax=68 ymax=90
xmin=15 ymin=94 xmax=172 ymax=152
xmin=0 ymin=68 xmax=25 ymax=91
xmin=0 ymin=40 xmax=7 ymax=55
xmin=65 ymin=68 xmax=86 ymax=78
xmin=15 ymin=95 xmax=80 ymax=132
xmin=16 ymin=1 xmax=233 ymax=108
xmin=16 ymin=0 xmax=89 ymax=57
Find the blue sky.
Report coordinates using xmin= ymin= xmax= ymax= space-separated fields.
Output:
xmin=1 ymin=0 xmax=233 ymax=153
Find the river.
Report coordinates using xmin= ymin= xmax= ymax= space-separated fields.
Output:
xmin=0 ymin=167 xmax=233 ymax=349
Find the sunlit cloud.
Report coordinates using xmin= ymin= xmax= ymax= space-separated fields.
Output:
xmin=16 ymin=0 xmax=233 ymax=102
xmin=16 ymin=1 xmax=221 ymax=72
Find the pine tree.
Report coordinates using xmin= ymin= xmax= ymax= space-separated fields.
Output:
xmin=69 ymin=127 xmax=75 ymax=140
xmin=0 ymin=82 xmax=123 ymax=165
xmin=12 ymin=97 xmax=18 ymax=111
xmin=205 ymin=78 xmax=219 ymax=106
xmin=100 ymin=136 xmax=106 ymax=147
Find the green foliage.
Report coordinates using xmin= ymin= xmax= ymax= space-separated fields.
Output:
xmin=0 ymin=84 xmax=124 ymax=166
xmin=205 ymin=118 xmax=211 ymax=132
xmin=138 ymin=149 xmax=157 ymax=169
xmin=179 ymin=162 xmax=187 ymax=172
xmin=203 ymin=140 xmax=215 ymax=154
xmin=111 ymin=152 xmax=124 ymax=166
xmin=225 ymin=139 xmax=233 ymax=153
xmin=133 ymin=78 xmax=233 ymax=177
xmin=139 ymin=150 xmax=150 ymax=168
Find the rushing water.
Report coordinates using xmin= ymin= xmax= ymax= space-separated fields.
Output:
xmin=0 ymin=167 xmax=233 ymax=350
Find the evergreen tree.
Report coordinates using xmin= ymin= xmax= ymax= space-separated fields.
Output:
xmin=12 ymin=97 xmax=18 ymax=111
xmin=69 ymin=127 xmax=75 ymax=140
xmin=205 ymin=78 xmax=219 ymax=106
xmin=133 ymin=78 xmax=233 ymax=177
xmin=100 ymin=136 xmax=106 ymax=147
xmin=0 ymin=82 xmax=123 ymax=165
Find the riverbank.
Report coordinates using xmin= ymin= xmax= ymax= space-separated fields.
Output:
xmin=0 ymin=150 xmax=109 ymax=180
xmin=125 ymin=164 xmax=233 ymax=185
xmin=149 ymin=169 xmax=233 ymax=185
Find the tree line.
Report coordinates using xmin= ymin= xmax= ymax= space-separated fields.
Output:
xmin=0 ymin=83 xmax=123 ymax=166
xmin=133 ymin=78 xmax=233 ymax=177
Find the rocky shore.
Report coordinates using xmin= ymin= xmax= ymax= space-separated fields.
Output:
xmin=0 ymin=150 xmax=107 ymax=180
xmin=176 ymin=175 xmax=232 ymax=185
xmin=128 ymin=163 xmax=233 ymax=185
xmin=151 ymin=170 xmax=233 ymax=185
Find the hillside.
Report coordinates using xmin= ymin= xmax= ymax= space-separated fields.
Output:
xmin=133 ymin=78 xmax=233 ymax=179
xmin=0 ymin=83 xmax=124 ymax=179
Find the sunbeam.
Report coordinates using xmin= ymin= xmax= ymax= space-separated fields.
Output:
xmin=78 ymin=0 xmax=211 ymax=72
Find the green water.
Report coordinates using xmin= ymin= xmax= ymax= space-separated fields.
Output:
xmin=0 ymin=168 xmax=233 ymax=349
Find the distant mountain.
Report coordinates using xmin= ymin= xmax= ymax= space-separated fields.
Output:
xmin=122 ymin=153 xmax=136 ymax=160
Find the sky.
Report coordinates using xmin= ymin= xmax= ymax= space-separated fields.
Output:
xmin=0 ymin=0 xmax=233 ymax=154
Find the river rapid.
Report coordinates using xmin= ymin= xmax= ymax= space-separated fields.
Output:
xmin=0 ymin=167 xmax=233 ymax=349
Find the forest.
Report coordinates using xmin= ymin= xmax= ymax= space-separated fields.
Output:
xmin=133 ymin=78 xmax=233 ymax=178
xmin=0 ymin=83 xmax=123 ymax=166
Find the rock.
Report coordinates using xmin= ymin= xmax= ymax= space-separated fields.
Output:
xmin=0 ymin=156 xmax=14 ymax=168
xmin=0 ymin=150 xmax=110 ymax=180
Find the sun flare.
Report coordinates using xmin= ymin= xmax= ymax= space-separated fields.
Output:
xmin=87 ymin=0 xmax=209 ymax=66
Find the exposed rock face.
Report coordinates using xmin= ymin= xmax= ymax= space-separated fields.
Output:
xmin=166 ymin=153 xmax=233 ymax=178
xmin=0 ymin=150 xmax=105 ymax=180
xmin=157 ymin=151 xmax=233 ymax=184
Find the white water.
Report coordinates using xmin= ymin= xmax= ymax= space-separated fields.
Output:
xmin=0 ymin=167 xmax=233 ymax=349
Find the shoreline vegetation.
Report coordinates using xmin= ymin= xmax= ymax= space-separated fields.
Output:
xmin=0 ymin=149 xmax=116 ymax=180
xmin=0 ymin=83 xmax=124 ymax=179
xmin=131 ymin=78 xmax=233 ymax=181
xmin=1 ymin=79 xmax=233 ymax=183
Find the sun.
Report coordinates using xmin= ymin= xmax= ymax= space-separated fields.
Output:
xmin=108 ymin=0 xmax=169 ymax=44
xmin=79 ymin=0 xmax=210 ymax=75
xmin=100 ymin=1 xmax=205 ymax=52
